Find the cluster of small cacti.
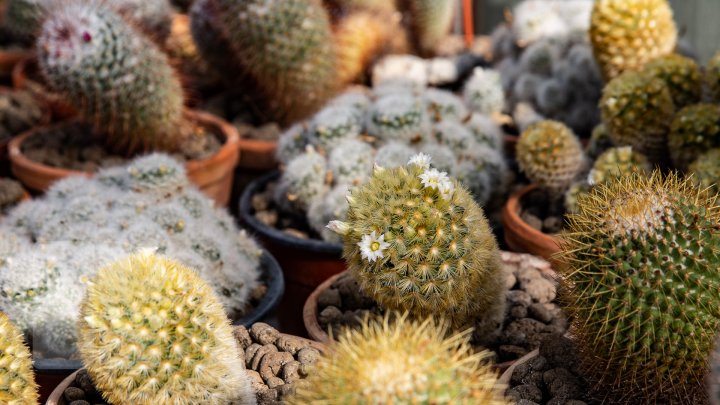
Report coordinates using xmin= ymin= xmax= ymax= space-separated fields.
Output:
xmin=559 ymin=172 xmax=720 ymax=403
xmin=290 ymin=313 xmax=510 ymax=404
xmin=0 ymin=154 xmax=262 ymax=358
xmin=275 ymin=82 xmax=509 ymax=244
xmin=490 ymin=0 xmax=603 ymax=136
xmin=79 ymin=251 xmax=255 ymax=405
xmin=0 ymin=312 xmax=39 ymax=404
xmin=327 ymin=155 xmax=506 ymax=334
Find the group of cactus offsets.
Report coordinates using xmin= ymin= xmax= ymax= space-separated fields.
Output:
xmin=274 ymin=75 xmax=510 ymax=244
xmin=0 ymin=154 xmax=262 ymax=359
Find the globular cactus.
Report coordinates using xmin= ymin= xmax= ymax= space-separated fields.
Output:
xmin=559 ymin=172 xmax=720 ymax=404
xmin=463 ymin=67 xmax=506 ymax=115
xmin=706 ymin=52 xmax=720 ymax=103
xmin=328 ymin=139 xmax=373 ymax=186
xmin=516 ymin=120 xmax=584 ymax=194
xmin=418 ymin=143 xmax=456 ymax=175
xmin=307 ymin=105 xmax=362 ymax=151
xmin=510 ymin=0 xmax=568 ymax=47
xmin=643 ymin=54 xmax=701 ymax=110
xmin=274 ymin=148 xmax=329 ymax=213
xmin=276 ymin=124 xmax=310 ymax=165
xmin=599 ymin=70 xmax=675 ymax=161
xmin=588 ymin=146 xmax=651 ymax=185
xmin=2 ymin=0 xmax=45 ymax=45
xmin=424 ymin=88 xmax=469 ymax=123
xmin=431 ymin=121 xmax=476 ymax=155
xmin=688 ymin=149 xmax=720 ymax=195
xmin=563 ymin=180 xmax=591 ymax=214
xmin=327 ymin=155 xmax=506 ymax=331
xmin=585 ymin=123 xmax=614 ymax=159
xmin=466 ymin=113 xmax=504 ymax=151
xmin=590 ymin=0 xmax=677 ymax=80
xmin=113 ymin=0 xmax=174 ymax=40
xmin=37 ymin=1 xmax=186 ymax=154
xmin=290 ymin=313 xmax=510 ymax=404
xmin=373 ymin=141 xmax=416 ymax=168
xmin=202 ymin=0 xmax=338 ymax=124
xmin=308 ymin=184 xmax=350 ymax=244
xmin=668 ymin=104 xmax=720 ymax=171
xmin=0 ymin=312 xmax=39 ymax=405
xmin=398 ymin=0 xmax=454 ymax=56
xmin=78 ymin=251 xmax=255 ymax=405
xmin=366 ymin=93 xmax=430 ymax=143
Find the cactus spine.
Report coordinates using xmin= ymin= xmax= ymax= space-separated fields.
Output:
xmin=37 ymin=1 xmax=186 ymax=154
xmin=643 ymin=54 xmax=701 ymax=110
xmin=290 ymin=313 xmax=510 ymax=404
xmin=78 ymin=251 xmax=254 ymax=405
xmin=668 ymin=104 xmax=720 ymax=171
xmin=560 ymin=173 xmax=720 ymax=404
xmin=0 ymin=312 xmax=39 ymax=405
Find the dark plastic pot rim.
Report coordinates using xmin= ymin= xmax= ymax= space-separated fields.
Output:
xmin=33 ymin=249 xmax=284 ymax=374
xmin=239 ymin=170 xmax=343 ymax=255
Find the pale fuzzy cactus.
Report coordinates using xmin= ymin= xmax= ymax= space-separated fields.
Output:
xmin=328 ymin=139 xmax=374 ymax=186
xmin=431 ymin=121 xmax=477 ymax=155
xmin=463 ymin=67 xmax=506 ymax=115
xmin=418 ymin=143 xmax=456 ymax=174
xmin=564 ymin=180 xmax=591 ymax=214
xmin=511 ymin=0 xmax=568 ymax=46
xmin=373 ymin=142 xmax=416 ymax=168
xmin=78 ymin=251 xmax=255 ymax=405
xmin=455 ymin=160 xmax=493 ymax=206
xmin=423 ymin=88 xmax=469 ymax=122
xmin=328 ymin=89 xmax=372 ymax=118
xmin=308 ymin=105 xmax=363 ymax=151
xmin=467 ymin=113 xmax=503 ymax=150
xmin=367 ymin=93 xmax=430 ymax=143
xmin=276 ymin=123 xmax=310 ymax=165
xmin=274 ymin=148 xmax=329 ymax=213
xmin=112 ymin=0 xmax=174 ymax=39
xmin=0 ymin=312 xmax=39 ymax=405
xmin=308 ymin=184 xmax=350 ymax=244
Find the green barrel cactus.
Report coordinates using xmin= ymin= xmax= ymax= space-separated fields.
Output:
xmin=599 ymin=70 xmax=675 ymax=162
xmin=398 ymin=0 xmax=454 ymax=56
xmin=516 ymin=120 xmax=584 ymax=195
xmin=290 ymin=313 xmax=510 ymax=404
xmin=37 ymin=1 xmax=186 ymax=154
xmin=688 ymin=149 xmax=720 ymax=195
xmin=588 ymin=146 xmax=651 ymax=185
xmin=559 ymin=172 xmax=720 ymax=404
xmin=668 ymin=104 xmax=720 ymax=171
xmin=643 ymin=54 xmax=701 ymax=110
xmin=327 ymin=155 xmax=506 ymax=332
xmin=78 ymin=251 xmax=254 ymax=405
xmin=0 ymin=312 xmax=39 ymax=405
xmin=2 ymin=0 xmax=44 ymax=45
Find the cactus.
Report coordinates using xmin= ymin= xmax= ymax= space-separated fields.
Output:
xmin=516 ymin=120 xmax=584 ymax=194
xmin=78 ymin=251 xmax=255 ymax=405
xmin=290 ymin=313 xmax=510 ymax=404
xmin=327 ymin=156 xmax=506 ymax=331
xmin=274 ymin=148 xmax=328 ymax=213
xmin=588 ymin=146 xmax=651 ymax=185
xmin=373 ymin=142 xmax=416 ymax=168
xmin=599 ymin=70 xmax=675 ymax=161
xmin=0 ymin=312 xmax=39 ymax=405
xmin=563 ymin=180 xmax=591 ymax=214
xmin=590 ymin=0 xmax=677 ymax=80
xmin=203 ymin=0 xmax=338 ymax=124
xmin=466 ymin=113 xmax=503 ymax=151
xmin=2 ymin=0 xmax=45 ymax=45
xmin=585 ymin=123 xmax=614 ymax=159
xmin=559 ymin=172 xmax=720 ymax=404
xmin=510 ymin=0 xmax=568 ymax=47
xmin=366 ymin=94 xmax=430 ymax=143
xmin=328 ymin=139 xmax=373 ymax=186
xmin=308 ymin=184 xmax=350 ymax=244
xmin=398 ymin=0 xmax=454 ymax=56
xmin=37 ymin=1 xmax=186 ymax=154
xmin=688 ymin=149 xmax=720 ymax=195
xmin=276 ymin=124 xmax=310 ymax=165
xmin=113 ymin=0 xmax=174 ymax=40
xmin=668 ymin=104 xmax=720 ymax=171
xmin=707 ymin=52 xmax=720 ymax=103
xmin=308 ymin=105 xmax=362 ymax=151
xmin=463 ymin=67 xmax=506 ymax=115
xmin=643 ymin=54 xmax=701 ymax=110
xmin=424 ymin=88 xmax=469 ymax=123
xmin=418 ymin=143 xmax=456 ymax=175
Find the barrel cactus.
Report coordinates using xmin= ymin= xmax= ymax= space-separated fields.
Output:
xmin=589 ymin=0 xmax=677 ymax=80
xmin=668 ymin=104 xmax=720 ymax=171
xmin=327 ymin=155 xmax=506 ymax=332
xmin=559 ymin=172 xmax=720 ymax=404
xmin=643 ymin=54 xmax=701 ymax=110
xmin=78 ymin=251 xmax=255 ymax=405
xmin=707 ymin=52 xmax=720 ymax=103
xmin=588 ymin=146 xmax=651 ymax=185
xmin=0 ymin=312 xmax=38 ymax=405
xmin=290 ymin=313 xmax=510 ymax=404
xmin=37 ymin=1 xmax=186 ymax=154
xmin=688 ymin=149 xmax=720 ymax=195
xmin=2 ymin=0 xmax=45 ymax=45
xmin=398 ymin=0 xmax=454 ymax=56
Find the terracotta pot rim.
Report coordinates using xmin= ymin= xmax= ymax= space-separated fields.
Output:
xmin=501 ymin=184 xmax=562 ymax=261
xmin=303 ymin=271 xmax=345 ymax=343
xmin=503 ymin=184 xmax=558 ymax=242
xmin=8 ymin=108 xmax=240 ymax=184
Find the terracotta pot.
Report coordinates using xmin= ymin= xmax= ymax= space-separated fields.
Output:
xmin=0 ymin=48 xmax=32 ymax=79
xmin=237 ymin=137 xmax=277 ymax=171
xmin=45 ymin=333 xmax=324 ymax=405
xmin=0 ymin=86 xmax=51 ymax=172
xmin=8 ymin=109 xmax=240 ymax=206
xmin=501 ymin=184 xmax=561 ymax=262
xmin=12 ymin=57 xmax=77 ymax=120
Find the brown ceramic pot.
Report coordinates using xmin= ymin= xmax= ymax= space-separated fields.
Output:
xmin=8 ymin=109 xmax=240 ymax=206
xmin=0 ymin=86 xmax=51 ymax=165
xmin=236 ymin=137 xmax=277 ymax=171
xmin=501 ymin=184 xmax=562 ymax=262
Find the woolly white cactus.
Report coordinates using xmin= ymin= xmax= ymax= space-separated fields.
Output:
xmin=307 ymin=184 xmax=351 ymax=244
xmin=423 ymin=88 xmax=469 ymax=122
xmin=328 ymin=139 xmax=374 ymax=186
xmin=367 ymin=93 xmax=430 ymax=143
xmin=463 ymin=67 xmax=506 ymax=115
xmin=308 ymin=105 xmax=363 ymax=151
xmin=511 ymin=0 xmax=568 ymax=46
xmin=0 ymin=154 xmax=262 ymax=358
xmin=276 ymin=123 xmax=309 ymax=165
xmin=467 ymin=113 xmax=504 ymax=150
xmin=374 ymin=142 xmax=417 ymax=168
xmin=274 ymin=147 xmax=329 ymax=213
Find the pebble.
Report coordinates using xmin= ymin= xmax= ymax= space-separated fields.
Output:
xmin=259 ymin=352 xmax=295 ymax=382
xmin=517 ymin=267 xmax=556 ymax=303
xmin=317 ymin=288 xmax=342 ymax=308
xmin=250 ymin=344 xmax=279 ymax=370
xmin=521 ymin=211 xmax=544 ymax=231
xmin=256 ymin=210 xmax=278 ymax=227
xmin=542 ymin=216 xmax=563 ymax=233
xmin=508 ymin=290 xmax=533 ymax=307
xmin=297 ymin=347 xmax=320 ymax=365
xmin=234 ymin=326 xmax=253 ymax=349
xmin=276 ymin=335 xmax=306 ymax=355
xmin=507 ymin=384 xmax=543 ymax=403
xmin=252 ymin=194 xmax=269 ymax=212
xmin=68 ymin=401 xmax=90 ymax=405
xmin=529 ymin=303 xmax=553 ymax=323
xmin=510 ymin=304 xmax=528 ymax=319
xmin=251 ymin=323 xmax=280 ymax=346
xmin=318 ymin=306 xmax=343 ymax=325
xmin=544 ymin=368 xmax=583 ymax=400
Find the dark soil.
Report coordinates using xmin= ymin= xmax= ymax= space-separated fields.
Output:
xmin=61 ymin=323 xmax=322 ymax=405
xmin=0 ymin=177 xmax=24 ymax=214
xmin=519 ymin=187 xmax=566 ymax=234
xmin=0 ymin=90 xmax=45 ymax=142
xmin=20 ymin=120 xmax=222 ymax=172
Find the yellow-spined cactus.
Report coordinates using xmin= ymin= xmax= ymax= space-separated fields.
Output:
xmin=590 ymin=0 xmax=677 ymax=80
xmin=78 ymin=251 xmax=254 ymax=405
xmin=0 ymin=313 xmax=38 ymax=405
xmin=290 ymin=313 xmax=510 ymax=404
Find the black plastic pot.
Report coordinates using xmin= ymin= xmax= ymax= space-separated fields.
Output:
xmin=239 ymin=171 xmax=346 ymax=337
xmin=32 ymin=249 xmax=284 ymax=401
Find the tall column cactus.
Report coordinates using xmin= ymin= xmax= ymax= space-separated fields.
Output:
xmin=37 ymin=1 xmax=186 ymax=154
xmin=559 ymin=173 xmax=720 ymax=404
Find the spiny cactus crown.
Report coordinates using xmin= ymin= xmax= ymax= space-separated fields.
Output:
xmin=78 ymin=251 xmax=254 ymax=405
xmin=328 ymin=154 xmax=506 ymax=330
xmin=642 ymin=54 xmax=701 ymax=110
xmin=668 ymin=103 xmax=720 ymax=171
xmin=290 ymin=313 xmax=510 ymax=404
xmin=560 ymin=172 xmax=720 ymax=404
xmin=0 ymin=312 xmax=39 ymax=405
xmin=588 ymin=146 xmax=651 ymax=185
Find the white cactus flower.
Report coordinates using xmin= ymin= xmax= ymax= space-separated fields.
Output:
xmin=358 ymin=231 xmax=390 ymax=262
xmin=408 ymin=153 xmax=432 ymax=169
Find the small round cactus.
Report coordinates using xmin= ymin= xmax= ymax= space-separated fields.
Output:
xmin=643 ymin=54 xmax=701 ymax=110
xmin=366 ymin=93 xmax=430 ymax=143
xmin=290 ymin=313 xmax=510 ymax=404
xmin=599 ymin=70 xmax=675 ymax=161
xmin=307 ymin=105 xmax=362 ymax=151
xmin=328 ymin=156 xmax=506 ymax=331
xmin=424 ymin=88 xmax=469 ymax=123
xmin=78 ymin=251 xmax=254 ymax=405
xmin=668 ymin=104 xmax=720 ymax=171
xmin=560 ymin=172 xmax=720 ymax=404
xmin=0 ymin=312 xmax=39 ymax=405
xmin=276 ymin=124 xmax=310 ymax=165
xmin=373 ymin=142 xmax=416 ymax=168
xmin=463 ymin=67 xmax=506 ymax=115
xmin=707 ymin=52 xmax=720 ymax=103
xmin=516 ymin=120 xmax=584 ymax=194
xmin=466 ymin=113 xmax=503 ymax=150
xmin=399 ymin=0 xmax=454 ymax=56
xmin=588 ymin=146 xmax=651 ymax=185
xmin=688 ymin=149 xmax=720 ymax=195
xmin=590 ymin=0 xmax=677 ymax=80
xmin=328 ymin=139 xmax=374 ymax=186
xmin=274 ymin=148 xmax=329 ymax=213
xmin=2 ymin=0 xmax=45 ymax=45
xmin=307 ymin=184 xmax=350 ymax=244
xmin=585 ymin=123 xmax=614 ymax=159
